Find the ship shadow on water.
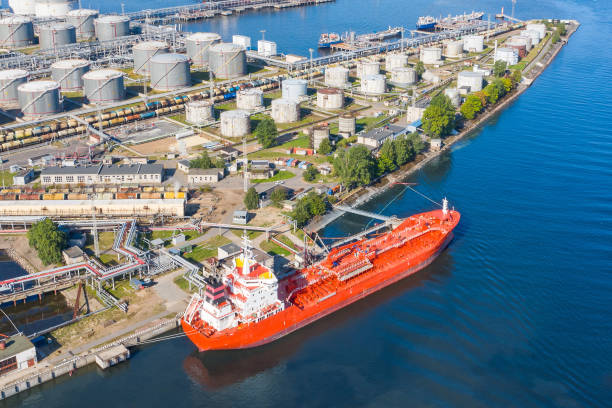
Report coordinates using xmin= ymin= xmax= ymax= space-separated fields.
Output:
xmin=182 ymin=251 xmax=455 ymax=390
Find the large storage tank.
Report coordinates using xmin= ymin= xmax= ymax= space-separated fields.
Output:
xmin=390 ymin=67 xmax=417 ymax=87
xmin=186 ymin=32 xmax=222 ymax=66
xmin=35 ymin=0 xmax=75 ymax=17
xmin=357 ymin=61 xmax=380 ymax=79
xmin=149 ymin=53 xmax=190 ymax=91
xmin=236 ymin=88 xmax=263 ymax=111
xmin=420 ymin=47 xmax=442 ymax=64
xmin=18 ymin=80 xmax=62 ymax=119
xmin=83 ymin=69 xmax=125 ymax=104
xmin=494 ymin=48 xmax=519 ymax=66
xmin=463 ymin=35 xmax=484 ymax=52
xmin=281 ymin=78 xmax=307 ymax=102
xmin=0 ymin=17 xmax=34 ymax=48
xmin=220 ymin=109 xmax=250 ymax=137
xmin=39 ymin=23 xmax=76 ymax=50
xmin=361 ymin=74 xmax=386 ymax=95
xmin=133 ymin=41 xmax=169 ymax=75
xmin=312 ymin=125 xmax=329 ymax=149
xmin=271 ymin=98 xmax=299 ymax=123
xmin=186 ymin=100 xmax=213 ymax=125
xmin=526 ymin=23 xmax=546 ymax=39
xmin=95 ymin=15 xmax=130 ymax=42
xmin=523 ymin=30 xmax=541 ymax=46
xmin=324 ymin=66 xmax=349 ymax=88
xmin=508 ymin=35 xmax=533 ymax=51
xmin=8 ymin=0 xmax=36 ymax=15
xmin=316 ymin=88 xmax=343 ymax=109
xmin=66 ymin=9 xmax=98 ymax=39
xmin=208 ymin=43 xmax=246 ymax=79
xmin=457 ymin=71 xmax=484 ymax=92
xmin=232 ymin=35 xmax=251 ymax=49
xmin=51 ymin=59 xmax=90 ymax=91
xmin=0 ymin=69 xmax=28 ymax=105
xmin=338 ymin=113 xmax=356 ymax=136
xmin=446 ymin=40 xmax=464 ymax=57
xmin=385 ymin=54 xmax=408 ymax=71
xmin=444 ymin=88 xmax=461 ymax=107
xmin=257 ymin=40 xmax=277 ymax=57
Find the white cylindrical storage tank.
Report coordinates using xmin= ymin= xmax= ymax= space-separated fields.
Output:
xmin=420 ymin=47 xmax=442 ymax=64
xmin=510 ymin=35 xmax=533 ymax=51
xmin=385 ymin=54 xmax=408 ymax=71
xmin=133 ymin=41 xmax=169 ymax=75
xmin=232 ymin=35 xmax=251 ymax=49
xmin=257 ymin=40 xmax=277 ymax=57
xmin=338 ymin=113 xmax=356 ymax=136
xmin=281 ymin=78 xmax=307 ymax=102
xmin=316 ymin=88 xmax=343 ymax=109
xmin=18 ymin=80 xmax=62 ymax=119
xmin=457 ymin=71 xmax=484 ymax=92
xmin=39 ymin=23 xmax=76 ymax=50
xmin=271 ymin=98 xmax=299 ymax=123
xmin=446 ymin=40 xmax=464 ymax=57
xmin=34 ymin=0 xmax=75 ymax=17
xmin=0 ymin=69 xmax=28 ymax=105
xmin=220 ymin=109 xmax=250 ymax=137
xmin=94 ymin=15 xmax=130 ymax=42
xmin=0 ymin=17 xmax=34 ymax=48
xmin=236 ymin=88 xmax=263 ymax=111
xmin=83 ymin=69 xmax=125 ymax=104
xmin=523 ymin=30 xmax=541 ymax=46
xmin=312 ymin=125 xmax=329 ymax=149
xmin=444 ymin=88 xmax=461 ymax=107
xmin=186 ymin=100 xmax=214 ymax=125
xmin=186 ymin=32 xmax=222 ymax=66
xmin=8 ymin=0 xmax=36 ymax=15
xmin=494 ymin=48 xmax=519 ymax=66
xmin=149 ymin=53 xmax=190 ymax=91
xmin=66 ymin=9 xmax=98 ymax=39
xmin=324 ymin=66 xmax=349 ymax=88
xmin=526 ymin=23 xmax=546 ymax=39
xmin=390 ymin=67 xmax=417 ymax=87
xmin=50 ymin=59 xmax=90 ymax=91
xmin=357 ymin=61 xmax=380 ymax=79
xmin=208 ymin=43 xmax=246 ymax=79
xmin=463 ymin=35 xmax=484 ymax=52
xmin=361 ymin=74 xmax=386 ymax=95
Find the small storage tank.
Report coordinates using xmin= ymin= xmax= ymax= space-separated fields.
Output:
xmin=51 ymin=59 xmax=90 ymax=91
xmin=39 ymin=23 xmax=76 ymax=50
xmin=271 ymin=98 xmax=299 ymax=123
xmin=361 ymin=74 xmax=386 ymax=95
xmin=526 ymin=23 xmax=546 ymax=39
xmin=357 ymin=61 xmax=380 ymax=79
xmin=257 ymin=40 xmax=277 ymax=57
xmin=312 ymin=125 xmax=330 ymax=149
xmin=385 ymin=54 xmax=408 ymax=71
xmin=186 ymin=32 xmax=222 ymax=65
xmin=509 ymin=35 xmax=533 ymax=51
xmin=338 ymin=113 xmax=356 ymax=136
xmin=208 ymin=42 xmax=246 ymax=79
xmin=35 ymin=0 xmax=75 ymax=17
xmin=66 ymin=9 xmax=98 ymax=39
xmin=95 ymin=15 xmax=130 ymax=42
xmin=316 ymin=88 xmax=343 ymax=109
xmin=523 ymin=30 xmax=541 ymax=46
xmin=281 ymin=78 xmax=307 ymax=102
xmin=444 ymin=88 xmax=461 ymax=107
xmin=18 ymin=80 xmax=62 ymax=119
xmin=8 ymin=0 xmax=36 ymax=15
xmin=0 ymin=17 xmax=34 ymax=48
xmin=133 ymin=41 xmax=169 ymax=75
xmin=390 ymin=67 xmax=417 ymax=87
xmin=463 ymin=35 xmax=484 ymax=52
xmin=0 ymin=69 xmax=28 ymax=105
xmin=446 ymin=40 xmax=464 ymax=57
xmin=457 ymin=71 xmax=484 ymax=92
xmin=494 ymin=47 xmax=519 ymax=66
xmin=149 ymin=53 xmax=190 ymax=91
xmin=220 ymin=109 xmax=250 ymax=137
xmin=232 ymin=35 xmax=251 ymax=49
xmin=236 ymin=88 xmax=263 ymax=111
xmin=83 ymin=69 xmax=125 ymax=104
xmin=420 ymin=47 xmax=442 ymax=64
xmin=186 ymin=100 xmax=213 ymax=125
xmin=324 ymin=66 xmax=349 ymax=88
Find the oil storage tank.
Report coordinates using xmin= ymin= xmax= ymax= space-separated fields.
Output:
xmin=445 ymin=40 xmax=463 ymax=57
xmin=67 ymin=9 xmax=98 ymax=39
xmin=271 ymin=98 xmax=299 ymax=123
xmin=324 ymin=66 xmax=349 ymax=88
xmin=390 ymin=67 xmax=416 ymax=87
xmin=361 ymin=74 xmax=386 ymax=95
xmin=526 ymin=23 xmax=546 ymax=39
xmin=220 ymin=109 xmax=250 ymax=137
xmin=186 ymin=100 xmax=213 ymax=125
xmin=0 ymin=17 xmax=34 ymax=48
xmin=312 ymin=125 xmax=329 ymax=149
xmin=39 ymin=23 xmax=76 ymax=50
xmin=35 ymin=0 xmax=75 ymax=17
xmin=149 ymin=53 xmax=190 ymax=91
xmin=420 ymin=47 xmax=442 ymax=64
xmin=316 ymin=88 xmax=343 ymax=109
xmin=51 ymin=59 xmax=90 ymax=91
xmin=83 ymin=69 xmax=125 ymax=104
xmin=257 ymin=40 xmax=277 ymax=57
xmin=18 ymin=80 xmax=62 ymax=119
xmin=385 ymin=54 xmax=408 ymax=71
xmin=463 ymin=35 xmax=484 ymax=52
xmin=281 ymin=78 xmax=307 ymax=102
xmin=338 ymin=113 xmax=356 ymax=136
xmin=232 ymin=35 xmax=251 ymax=49
xmin=236 ymin=88 xmax=263 ymax=111
xmin=95 ymin=15 xmax=130 ymax=42
xmin=186 ymin=32 xmax=222 ymax=66
xmin=133 ymin=41 xmax=169 ymax=75
xmin=457 ymin=71 xmax=484 ymax=92
xmin=357 ymin=61 xmax=380 ymax=79
xmin=208 ymin=43 xmax=246 ymax=79
xmin=523 ymin=30 xmax=541 ymax=46
xmin=0 ymin=69 xmax=28 ymax=106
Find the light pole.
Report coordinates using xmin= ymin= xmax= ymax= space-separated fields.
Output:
xmin=308 ymin=48 xmax=314 ymax=84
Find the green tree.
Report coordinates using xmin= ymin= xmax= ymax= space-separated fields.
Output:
xmin=190 ymin=151 xmax=213 ymax=169
xmin=421 ymin=94 xmax=456 ymax=137
xmin=415 ymin=61 xmax=425 ymax=79
xmin=407 ymin=132 xmax=425 ymax=153
xmin=244 ymin=187 xmax=259 ymax=210
xmin=511 ymin=70 xmax=522 ymax=86
xmin=551 ymin=30 xmax=560 ymax=44
xmin=394 ymin=134 xmax=416 ymax=165
xmin=377 ymin=154 xmax=395 ymax=175
xmin=27 ymin=219 xmax=66 ymax=265
xmin=556 ymin=23 xmax=567 ymax=36
xmin=493 ymin=60 xmax=507 ymax=77
xmin=484 ymin=83 xmax=500 ymax=104
xmin=379 ymin=139 xmax=397 ymax=166
xmin=460 ymin=94 xmax=483 ymax=120
xmin=303 ymin=166 xmax=319 ymax=182
xmin=501 ymin=77 xmax=513 ymax=93
xmin=317 ymin=138 xmax=332 ymax=155
xmin=254 ymin=116 xmax=278 ymax=148
xmin=291 ymin=192 xmax=327 ymax=227
xmin=270 ymin=188 xmax=286 ymax=207
xmin=333 ymin=144 xmax=377 ymax=188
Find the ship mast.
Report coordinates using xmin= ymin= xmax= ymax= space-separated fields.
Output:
xmin=241 ymin=231 xmax=253 ymax=276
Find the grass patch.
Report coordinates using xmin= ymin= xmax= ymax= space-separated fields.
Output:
xmin=168 ymin=113 xmax=189 ymax=125
xmin=251 ymin=170 xmax=295 ymax=184
xmin=278 ymin=133 xmax=311 ymax=149
xmin=260 ymin=240 xmax=291 ymax=256
xmin=263 ymin=91 xmax=282 ymax=107
xmin=52 ymin=306 xmax=126 ymax=346
xmin=84 ymin=231 xmax=115 ymax=252
xmin=105 ymin=279 xmax=137 ymax=301
xmin=356 ymin=114 xmax=388 ymax=132
xmin=173 ymin=275 xmax=196 ymax=293
xmin=147 ymin=229 xmax=203 ymax=246
xmin=277 ymin=235 xmax=298 ymax=251
xmin=276 ymin=111 xmax=324 ymax=131
xmin=232 ymin=229 xmax=263 ymax=239
xmin=97 ymin=252 xmax=119 ymax=266
xmin=0 ymin=171 xmax=14 ymax=187
xmin=182 ymin=235 xmax=231 ymax=263
xmin=248 ymin=150 xmax=329 ymax=165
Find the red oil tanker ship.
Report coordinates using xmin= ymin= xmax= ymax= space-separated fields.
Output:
xmin=181 ymin=199 xmax=459 ymax=351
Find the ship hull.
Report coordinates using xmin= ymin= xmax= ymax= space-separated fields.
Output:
xmin=182 ymin=231 xmax=455 ymax=352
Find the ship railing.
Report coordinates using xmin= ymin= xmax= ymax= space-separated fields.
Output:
xmin=184 ymin=293 xmax=203 ymax=324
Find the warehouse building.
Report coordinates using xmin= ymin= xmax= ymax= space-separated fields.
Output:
xmin=40 ymin=164 xmax=164 ymax=185
xmin=187 ymin=168 xmax=224 ymax=184
xmin=357 ymin=124 xmax=409 ymax=149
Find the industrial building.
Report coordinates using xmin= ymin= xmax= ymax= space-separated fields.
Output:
xmin=0 ymin=199 xmax=185 ymax=217
xmin=187 ymin=168 xmax=224 ymax=184
xmin=357 ymin=124 xmax=408 ymax=149
xmin=40 ymin=164 xmax=164 ymax=185
xmin=0 ymin=335 xmax=37 ymax=377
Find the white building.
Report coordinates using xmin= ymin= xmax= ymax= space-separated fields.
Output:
xmin=0 ymin=335 xmax=37 ymax=376
xmin=40 ymin=164 xmax=163 ymax=185
xmin=187 ymin=168 xmax=224 ymax=184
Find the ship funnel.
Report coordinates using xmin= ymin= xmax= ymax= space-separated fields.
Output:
xmin=442 ymin=197 xmax=449 ymax=216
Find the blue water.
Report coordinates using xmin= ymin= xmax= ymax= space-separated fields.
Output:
xmin=5 ymin=0 xmax=612 ymax=406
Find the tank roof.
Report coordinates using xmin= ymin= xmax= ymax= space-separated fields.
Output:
xmin=458 ymin=70 xmax=484 ymax=78
xmin=187 ymin=32 xmax=222 ymax=41
xmin=220 ymin=109 xmax=250 ymax=118
xmin=51 ymin=59 xmax=90 ymax=69
xmin=318 ymin=88 xmax=342 ymax=94
xmin=187 ymin=99 xmax=213 ymax=107
xmin=133 ymin=40 xmax=168 ymax=50
xmin=39 ymin=23 xmax=75 ymax=31
xmin=0 ymin=16 xmax=32 ymax=24
xmin=272 ymin=98 xmax=298 ymax=105
xmin=67 ymin=8 xmax=99 ymax=16
xmin=364 ymin=74 xmax=385 ymax=80
xmin=0 ymin=69 xmax=28 ymax=80
xmin=82 ymin=69 xmax=123 ymax=80
xmin=210 ymin=42 xmax=244 ymax=53
xmin=283 ymin=78 xmax=307 ymax=84
xmin=239 ymin=88 xmax=263 ymax=94
xmin=150 ymin=53 xmax=190 ymax=63
xmin=18 ymin=80 xmax=59 ymax=92
xmin=96 ymin=15 xmax=130 ymax=23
